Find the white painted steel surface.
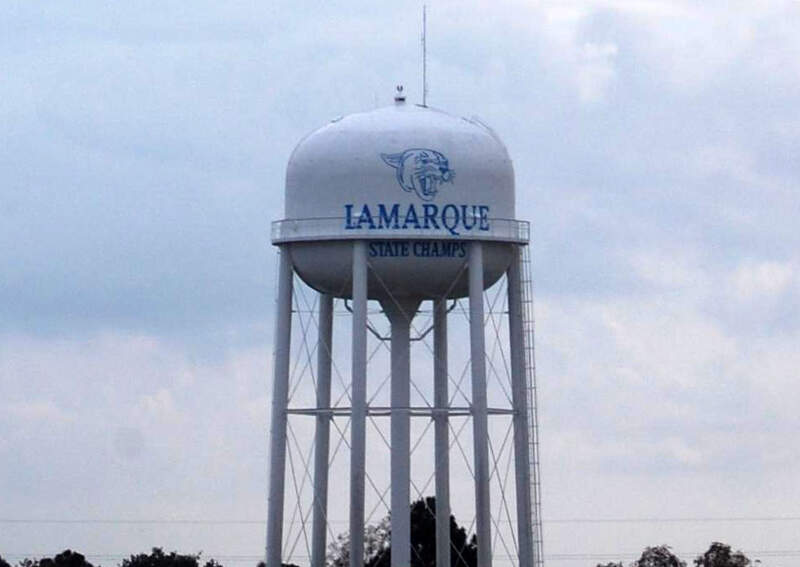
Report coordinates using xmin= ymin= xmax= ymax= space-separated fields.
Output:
xmin=274 ymin=99 xmax=526 ymax=301
xmin=284 ymin=103 xmax=515 ymax=227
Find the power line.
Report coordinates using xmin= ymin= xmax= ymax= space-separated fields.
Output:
xmin=0 ymin=519 xmax=265 ymax=525
xmin=0 ymin=555 xmax=262 ymax=563
xmin=544 ymin=515 xmax=800 ymax=524
xmin=4 ymin=550 xmax=800 ymax=561
xmin=3 ymin=515 xmax=800 ymax=525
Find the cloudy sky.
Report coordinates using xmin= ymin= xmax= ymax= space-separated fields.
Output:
xmin=2 ymin=1 xmax=800 ymax=565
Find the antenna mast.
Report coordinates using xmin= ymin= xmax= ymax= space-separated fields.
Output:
xmin=422 ymin=4 xmax=428 ymax=106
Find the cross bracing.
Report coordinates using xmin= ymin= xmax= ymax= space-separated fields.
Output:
xmin=269 ymin=245 xmax=544 ymax=567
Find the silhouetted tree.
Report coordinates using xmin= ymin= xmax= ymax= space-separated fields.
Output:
xmin=41 ymin=550 xmax=94 ymax=567
xmin=326 ymin=516 xmax=390 ymax=567
xmin=0 ymin=555 xmax=11 ymax=567
xmin=363 ymin=515 xmax=392 ymax=567
xmin=13 ymin=551 xmax=94 ymax=567
xmin=694 ymin=543 xmax=750 ymax=567
xmin=633 ymin=546 xmax=686 ymax=567
xmin=327 ymin=496 xmax=477 ymax=567
xmin=121 ymin=548 xmax=219 ymax=567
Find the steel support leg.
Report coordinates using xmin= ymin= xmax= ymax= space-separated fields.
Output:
xmin=507 ymin=247 xmax=534 ymax=567
xmin=469 ymin=241 xmax=492 ymax=567
xmin=434 ymin=298 xmax=451 ymax=567
xmin=350 ymin=242 xmax=368 ymax=567
xmin=311 ymin=293 xmax=334 ymax=567
xmin=266 ymin=248 xmax=294 ymax=567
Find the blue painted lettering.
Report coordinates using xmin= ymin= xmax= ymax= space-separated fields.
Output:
xmin=369 ymin=241 xmax=410 ymax=257
xmin=478 ymin=205 xmax=490 ymax=231
xmin=461 ymin=205 xmax=477 ymax=230
xmin=345 ymin=204 xmax=358 ymax=229
xmin=422 ymin=204 xmax=439 ymax=229
xmin=441 ymin=204 xmax=460 ymax=236
xmin=358 ymin=204 xmax=376 ymax=230
xmin=402 ymin=204 xmax=421 ymax=229
xmin=343 ymin=203 xmax=490 ymax=234
xmin=378 ymin=204 xmax=400 ymax=229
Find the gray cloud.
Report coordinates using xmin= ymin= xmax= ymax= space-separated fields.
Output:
xmin=2 ymin=1 xmax=800 ymax=565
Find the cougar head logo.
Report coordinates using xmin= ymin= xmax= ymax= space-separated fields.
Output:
xmin=381 ymin=149 xmax=454 ymax=201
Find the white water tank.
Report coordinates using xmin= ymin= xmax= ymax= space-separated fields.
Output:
xmin=272 ymin=98 xmax=527 ymax=300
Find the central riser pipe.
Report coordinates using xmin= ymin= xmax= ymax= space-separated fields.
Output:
xmin=311 ymin=294 xmax=334 ymax=567
xmin=433 ymin=298 xmax=451 ymax=567
xmin=382 ymin=298 xmax=421 ymax=567
xmin=469 ymin=241 xmax=493 ymax=567
xmin=350 ymin=242 xmax=368 ymax=567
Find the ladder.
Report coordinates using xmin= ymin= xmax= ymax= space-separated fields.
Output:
xmin=520 ymin=245 xmax=544 ymax=567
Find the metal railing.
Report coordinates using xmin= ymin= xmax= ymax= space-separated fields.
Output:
xmin=271 ymin=216 xmax=529 ymax=244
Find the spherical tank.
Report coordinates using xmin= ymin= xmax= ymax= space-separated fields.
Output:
xmin=272 ymin=98 xmax=527 ymax=300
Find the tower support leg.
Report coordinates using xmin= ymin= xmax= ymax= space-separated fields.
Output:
xmin=266 ymin=248 xmax=294 ymax=567
xmin=311 ymin=293 xmax=334 ymax=567
xmin=507 ymin=246 xmax=534 ymax=567
xmin=350 ymin=241 xmax=368 ymax=567
xmin=469 ymin=241 xmax=492 ymax=567
xmin=383 ymin=298 xmax=421 ymax=567
xmin=433 ymin=298 xmax=451 ymax=567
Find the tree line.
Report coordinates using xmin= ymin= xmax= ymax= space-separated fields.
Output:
xmin=0 ymin=498 xmax=754 ymax=567
xmin=0 ymin=548 xmax=221 ymax=567
xmin=598 ymin=542 xmax=752 ymax=567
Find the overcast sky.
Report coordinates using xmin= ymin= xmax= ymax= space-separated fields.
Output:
xmin=2 ymin=1 xmax=800 ymax=566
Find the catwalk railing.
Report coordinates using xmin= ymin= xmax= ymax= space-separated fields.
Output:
xmin=271 ymin=217 xmax=530 ymax=244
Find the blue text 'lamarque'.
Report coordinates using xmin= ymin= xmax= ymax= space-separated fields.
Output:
xmin=344 ymin=203 xmax=490 ymax=236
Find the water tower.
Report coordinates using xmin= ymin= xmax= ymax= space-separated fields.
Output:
xmin=266 ymin=90 xmax=543 ymax=567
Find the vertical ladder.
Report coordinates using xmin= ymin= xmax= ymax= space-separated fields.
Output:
xmin=520 ymin=245 xmax=544 ymax=567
